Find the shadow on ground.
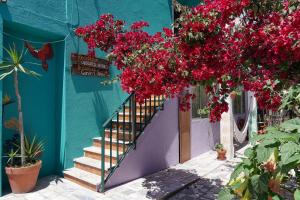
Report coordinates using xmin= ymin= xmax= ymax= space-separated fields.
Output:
xmin=33 ymin=176 xmax=63 ymax=191
xmin=166 ymin=177 xmax=223 ymax=200
xmin=142 ymin=168 xmax=201 ymax=199
xmin=3 ymin=175 xmax=63 ymax=195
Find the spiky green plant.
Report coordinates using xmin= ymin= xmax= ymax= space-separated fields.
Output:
xmin=23 ymin=136 xmax=44 ymax=164
xmin=6 ymin=148 xmax=19 ymax=167
xmin=0 ymin=44 xmax=40 ymax=165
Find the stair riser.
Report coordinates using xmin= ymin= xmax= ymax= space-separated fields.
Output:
xmin=111 ymin=122 xmax=144 ymax=131
xmin=124 ymin=107 xmax=156 ymax=114
xmin=139 ymin=101 xmax=163 ymax=107
xmin=74 ymin=162 xmax=107 ymax=176
xmin=104 ymin=131 xmax=131 ymax=140
xmin=84 ymin=151 xmax=118 ymax=164
xmin=117 ymin=115 xmax=145 ymax=122
xmin=93 ymin=140 xmax=129 ymax=152
xmin=64 ymin=174 xmax=98 ymax=192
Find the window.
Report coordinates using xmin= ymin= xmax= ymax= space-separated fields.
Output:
xmin=192 ymin=85 xmax=209 ymax=118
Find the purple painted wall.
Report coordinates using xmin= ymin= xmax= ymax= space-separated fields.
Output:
xmin=106 ymin=98 xmax=179 ymax=188
xmin=191 ymin=118 xmax=220 ymax=158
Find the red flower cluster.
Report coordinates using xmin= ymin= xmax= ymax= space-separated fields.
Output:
xmin=75 ymin=14 xmax=124 ymax=56
xmin=76 ymin=1 xmax=300 ymax=122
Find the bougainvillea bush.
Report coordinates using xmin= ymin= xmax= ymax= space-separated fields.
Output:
xmin=76 ymin=0 xmax=300 ymax=122
xmin=218 ymin=118 xmax=300 ymax=200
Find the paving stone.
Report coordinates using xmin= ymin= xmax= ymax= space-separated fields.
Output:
xmin=1 ymin=147 xmax=248 ymax=200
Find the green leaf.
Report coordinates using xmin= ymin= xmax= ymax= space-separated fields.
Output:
xmin=230 ymin=163 xmax=245 ymax=180
xmin=21 ymin=66 xmax=41 ymax=78
xmin=280 ymin=153 xmax=300 ymax=170
xmin=250 ymin=174 xmax=268 ymax=194
xmin=280 ymin=141 xmax=300 ymax=165
xmin=0 ymin=63 xmax=11 ymax=68
xmin=244 ymin=148 xmax=254 ymax=158
xmin=256 ymin=145 xmax=274 ymax=163
xmin=294 ymin=189 xmax=300 ymax=200
xmin=217 ymin=187 xmax=235 ymax=200
xmin=0 ymin=69 xmax=14 ymax=80
xmin=272 ymin=195 xmax=283 ymax=200
xmin=17 ymin=64 xmax=26 ymax=73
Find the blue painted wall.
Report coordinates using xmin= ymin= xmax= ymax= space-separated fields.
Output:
xmin=0 ymin=16 xmax=3 ymax=196
xmin=0 ymin=0 xmax=173 ymax=194
xmin=179 ymin=0 xmax=200 ymax=7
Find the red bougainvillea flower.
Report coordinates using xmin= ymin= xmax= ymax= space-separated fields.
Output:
xmin=76 ymin=1 xmax=300 ymax=122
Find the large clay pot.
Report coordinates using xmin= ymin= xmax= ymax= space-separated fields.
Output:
xmin=5 ymin=160 xmax=42 ymax=193
xmin=217 ymin=149 xmax=227 ymax=160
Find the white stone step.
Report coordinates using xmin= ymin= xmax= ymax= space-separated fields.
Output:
xmin=74 ymin=157 xmax=112 ymax=171
xmin=111 ymin=119 xmax=144 ymax=123
xmin=118 ymin=112 xmax=144 ymax=116
xmin=84 ymin=146 xmax=122 ymax=157
xmin=93 ymin=136 xmax=131 ymax=145
xmin=104 ymin=129 xmax=131 ymax=134
xmin=63 ymin=168 xmax=101 ymax=191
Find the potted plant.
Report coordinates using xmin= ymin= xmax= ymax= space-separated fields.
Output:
xmin=1 ymin=44 xmax=42 ymax=193
xmin=4 ymin=134 xmax=44 ymax=193
xmin=197 ymin=106 xmax=209 ymax=118
xmin=215 ymin=143 xmax=226 ymax=160
xmin=230 ymin=91 xmax=238 ymax=100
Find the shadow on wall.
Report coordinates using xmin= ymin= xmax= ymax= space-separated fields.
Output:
xmin=142 ymin=168 xmax=200 ymax=199
xmin=105 ymin=99 xmax=180 ymax=189
xmin=93 ymin=92 xmax=110 ymax=132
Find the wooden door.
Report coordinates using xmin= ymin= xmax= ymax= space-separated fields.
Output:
xmin=179 ymin=108 xmax=191 ymax=163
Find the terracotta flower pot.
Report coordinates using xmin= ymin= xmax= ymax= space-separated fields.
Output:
xmin=230 ymin=91 xmax=237 ymax=100
xmin=217 ymin=149 xmax=227 ymax=160
xmin=5 ymin=160 xmax=42 ymax=194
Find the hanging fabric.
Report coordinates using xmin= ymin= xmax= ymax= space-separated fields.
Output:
xmin=230 ymin=94 xmax=254 ymax=144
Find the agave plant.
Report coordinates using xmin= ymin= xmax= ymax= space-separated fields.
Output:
xmin=23 ymin=136 xmax=44 ymax=164
xmin=4 ymin=135 xmax=44 ymax=167
xmin=0 ymin=44 xmax=40 ymax=165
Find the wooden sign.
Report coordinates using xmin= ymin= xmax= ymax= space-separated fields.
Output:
xmin=71 ymin=53 xmax=110 ymax=77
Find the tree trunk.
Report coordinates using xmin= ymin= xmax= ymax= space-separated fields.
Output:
xmin=14 ymin=71 xmax=25 ymax=165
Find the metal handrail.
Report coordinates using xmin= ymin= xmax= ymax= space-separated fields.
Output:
xmin=102 ymin=93 xmax=134 ymax=128
xmin=100 ymin=94 xmax=165 ymax=192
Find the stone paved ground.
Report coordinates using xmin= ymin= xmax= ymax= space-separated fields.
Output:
xmin=167 ymin=161 xmax=239 ymax=200
xmin=1 ymin=148 xmax=246 ymax=200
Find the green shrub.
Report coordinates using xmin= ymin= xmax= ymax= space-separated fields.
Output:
xmin=218 ymin=118 xmax=300 ymax=200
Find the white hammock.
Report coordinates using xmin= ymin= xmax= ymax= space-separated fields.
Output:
xmin=231 ymin=95 xmax=254 ymax=144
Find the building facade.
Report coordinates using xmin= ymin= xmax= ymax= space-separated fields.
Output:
xmin=0 ymin=0 xmax=256 ymax=195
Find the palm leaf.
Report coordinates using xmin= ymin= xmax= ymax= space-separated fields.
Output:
xmin=3 ymin=46 xmax=14 ymax=62
xmin=17 ymin=63 xmax=27 ymax=73
xmin=18 ymin=46 xmax=26 ymax=63
xmin=0 ymin=63 xmax=13 ymax=71
xmin=1 ymin=44 xmax=40 ymax=80
xmin=0 ymin=69 xmax=14 ymax=80
xmin=22 ymin=66 xmax=41 ymax=78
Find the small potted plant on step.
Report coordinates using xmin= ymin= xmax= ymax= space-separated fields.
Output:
xmin=1 ymin=44 xmax=43 ymax=193
xmin=215 ymin=143 xmax=226 ymax=160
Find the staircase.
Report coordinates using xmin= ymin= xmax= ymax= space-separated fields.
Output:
xmin=63 ymin=94 xmax=165 ymax=192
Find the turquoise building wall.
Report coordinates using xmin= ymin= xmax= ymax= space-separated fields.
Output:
xmin=178 ymin=0 xmax=200 ymax=7
xmin=0 ymin=15 xmax=3 ymax=196
xmin=0 ymin=0 xmax=173 ymax=195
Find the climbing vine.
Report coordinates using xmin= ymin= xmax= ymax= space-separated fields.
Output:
xmin=75 ymin=0 xmax=300 ymax=122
